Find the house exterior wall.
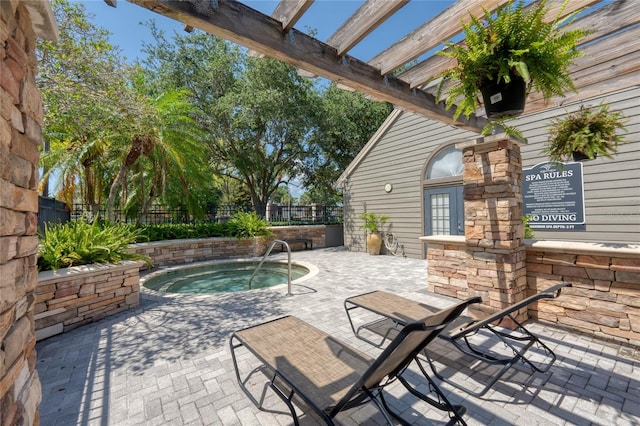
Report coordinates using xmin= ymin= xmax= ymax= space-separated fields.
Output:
xmin=344 ymin=87 xmax=640 ymax=259
xmin=342 ymin=112 xmax=475 ymax=258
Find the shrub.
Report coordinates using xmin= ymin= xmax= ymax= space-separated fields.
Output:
xmin=136 ymin=222 xmax=227 ymax=242
xmin=227 ymin=211 xmax=272 ymax=238
xmin=38 ymin=219 xmax=151 ymax=271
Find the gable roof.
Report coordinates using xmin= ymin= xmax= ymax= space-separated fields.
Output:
xmin=335 ymin=108 xmax=403 ymax=189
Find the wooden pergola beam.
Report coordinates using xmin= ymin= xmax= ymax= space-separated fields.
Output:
xmin=128 ymin=0 xmax=491 ymax=133
xmin=326 ymin=0 xmax=409 ymax=57
xmin=368 ymin=0 xmax=508 ymax=75
xmin=272 ymin=0 xmax=313 ymax=31
xmin=398 ymin=0 xmax=612 ymax=89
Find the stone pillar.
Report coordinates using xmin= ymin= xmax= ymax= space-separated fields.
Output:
xmin=457 ymin=135 xmax=528 ymax=322
xmin=1 ymin=2 xmax=55 ymax=425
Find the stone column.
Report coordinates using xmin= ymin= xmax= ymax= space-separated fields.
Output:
xmin=1 ymin=2 xmax=55 ymax=425
xmin=456 ymin=135 xmax=527 ymax=322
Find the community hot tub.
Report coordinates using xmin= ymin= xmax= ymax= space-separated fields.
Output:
xmin=141 ymin=259 xmax=317 ymax=294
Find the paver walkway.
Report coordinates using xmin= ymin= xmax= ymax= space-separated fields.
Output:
xmin=36 ymin=248 xmax=640 ymax=425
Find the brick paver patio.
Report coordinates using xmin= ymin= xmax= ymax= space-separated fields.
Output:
xmin=36 ymin=248 xmax=640 ymax=425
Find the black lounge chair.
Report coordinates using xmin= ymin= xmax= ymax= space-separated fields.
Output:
xmin=344 ymin=283 xmax=571 ymax=397
xmin=230 ymin=296 xmax=481 ymax=426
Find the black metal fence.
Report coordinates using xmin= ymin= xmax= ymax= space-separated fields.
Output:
xmin=38 ymin=196 xmax=70 ymax=233
xmin=67 ymin=203 xmax=343 ymax=226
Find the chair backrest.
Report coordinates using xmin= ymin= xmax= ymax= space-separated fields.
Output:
xmin=448 ymin=282 xmax=571 ymax=339
xmin=331 ymin=296 xmax=481 ymax=414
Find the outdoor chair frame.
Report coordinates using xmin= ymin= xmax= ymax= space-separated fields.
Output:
xmin=344 ymin=283 xmax=571 ymax=397
xmin=230 ymin=296 xmax=481 ymax=426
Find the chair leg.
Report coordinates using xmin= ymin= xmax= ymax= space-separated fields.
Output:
xmin=398 ymin=359 xmax=467 ymax=425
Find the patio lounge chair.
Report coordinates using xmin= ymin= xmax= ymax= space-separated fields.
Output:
xmin=230 ymin=296 xmax=481 ymax=426
xmin=344 ymin=282 xmax=571 ymax=397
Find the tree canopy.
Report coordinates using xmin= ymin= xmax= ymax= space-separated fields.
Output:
xmin=38 ymin=5 xmax=392 ymax=222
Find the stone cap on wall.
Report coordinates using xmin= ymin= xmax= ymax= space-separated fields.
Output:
xmin=38 ymin=260 xmax=146 ymax=283
xmin=420 ymin=235 xmax=466 ymax=245
xmin=421 ymin=235 xmax=639 ymax=259
xmin=527 ymin=240 xmax=640 ymax=259
xmin=23 ymin=0 xmax=59 ymax=40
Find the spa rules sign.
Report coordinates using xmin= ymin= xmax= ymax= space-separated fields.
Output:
xmin=523 ymin=162 xmax=586 ymax=231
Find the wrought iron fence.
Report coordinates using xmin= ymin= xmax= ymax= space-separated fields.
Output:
xmin=68 ymin=203 xmax=343 ymax=226
xmin=38 ymin=196 xmax=70 ymax=233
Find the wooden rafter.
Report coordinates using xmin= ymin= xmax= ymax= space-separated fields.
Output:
xmin=368 ymin=0 xmax=508 ymax=75
xmin=326 ymin=0 xmax=409 ymax=57
xmin=126 ymin=0 xmax=638 ymax=126
xmin=272 ymin=0 xmax=313 ymax=31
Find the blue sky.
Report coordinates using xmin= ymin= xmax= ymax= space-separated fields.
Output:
xmin=81 ymin=0 xmax=454 ymax=63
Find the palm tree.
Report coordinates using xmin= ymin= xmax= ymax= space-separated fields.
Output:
xmin=106 ymin=85 xmax=208 ymax=222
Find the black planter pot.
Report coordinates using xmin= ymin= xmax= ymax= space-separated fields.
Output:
xmin=572 ymin=151 xmax=596 ymax=162
xmin=479 ymin=73 xmax=526 ymax=119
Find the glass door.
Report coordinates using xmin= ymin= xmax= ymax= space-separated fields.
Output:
xmin=424 ymin=186 xmax=463 ymax=236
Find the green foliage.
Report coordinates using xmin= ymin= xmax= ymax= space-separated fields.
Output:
xmin=436 ymin=0 xmax=588 ymax=124
xmin=38 ymin=0 xmax=134 ymax=210
xmin=226 ymin=212 xmax=272 ymax=238
xmin=359 ymin=212 xmax=389 ymax=233
xmin=136 ymin=222 xmax=228 ymax=242
xmin=543 ymin=104 xmax=627 ymax=163
xmin=523 ymin=215 xmax=535 ymax=239
xmin=38 ymin=219 xmax=150 ymax=271
xmin=212 ymin=57 xmax=319 ymax=209
xmin=303 ymin=83 xmax=393 ymax=201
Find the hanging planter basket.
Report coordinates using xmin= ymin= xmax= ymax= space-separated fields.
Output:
xmin=479 ymin=73 xmax=527 ymax=120
xmin=572 ymin=150 xmax=596 ymax=162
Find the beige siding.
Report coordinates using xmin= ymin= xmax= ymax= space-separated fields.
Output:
xmin=344 ymin=112 xmax=474 ymax=258
xmin=344 ymin=86 xmax=640 ymax=259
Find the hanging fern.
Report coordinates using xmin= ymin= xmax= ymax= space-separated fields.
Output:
xmin=436 ymin=0 xmax=589 ymax=122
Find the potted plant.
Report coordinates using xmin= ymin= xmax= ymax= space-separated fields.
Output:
xmin=359 ymin=212 xmax=388 ymax=255
xmin=543 ymin=103 xmax=627 ymax=163
xmin=436 ymin=0 xmax=588 ymax=133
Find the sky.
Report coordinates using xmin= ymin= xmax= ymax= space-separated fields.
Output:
xmin=81 ymin=0 xmax=455 ymax=63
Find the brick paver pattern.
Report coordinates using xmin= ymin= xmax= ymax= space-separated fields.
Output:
xmin=36 ymin=248 xmax=640 ymax=425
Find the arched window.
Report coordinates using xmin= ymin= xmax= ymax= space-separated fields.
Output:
xmin=426 ymin=145 xmax=463 ymax=180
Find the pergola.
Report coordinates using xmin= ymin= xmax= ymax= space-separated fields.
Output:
xmin=123 ymin=0 xmax=640 ymax=132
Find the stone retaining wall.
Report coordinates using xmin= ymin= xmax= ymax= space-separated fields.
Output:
xmin=130 ymin=237 xmax=262 ymax=269
xmin=35 ymin=261 xmax=143 ymax=340
xmin=269 ymin=225 xmax=326 ymax=251
xmin=423 ymin=236 xmax=640 ymax=345
xmin=129 ymin=225 xmax=327 ymax=269
xmin=526 ymin=241 xmax=640 ymax=344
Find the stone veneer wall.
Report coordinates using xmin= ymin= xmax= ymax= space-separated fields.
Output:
xmin=130 ymin=237 xmax=263 ymax=269
xmin=1 ymin=3 xmax=47 ymax=425
xmin=424 ymin=236 xmax=640 ymax=345
xmin=268 ymin=225 xmax=326 ymax=251
xmin=35 ymin=262 xmax=144 ymax=341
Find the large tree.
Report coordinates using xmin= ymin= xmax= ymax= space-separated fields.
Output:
xmin=39 ymin=1 xmax=215 ymax=221
xmin=211 ymin=56 xmax=318 ymax=213
xmin=143 ymin=30 xmax=318 ymax=213
xmin=38 ymin=0 xmax=132 ymax=213
xmin=302 ymin=83 xmax=393 ymax=203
